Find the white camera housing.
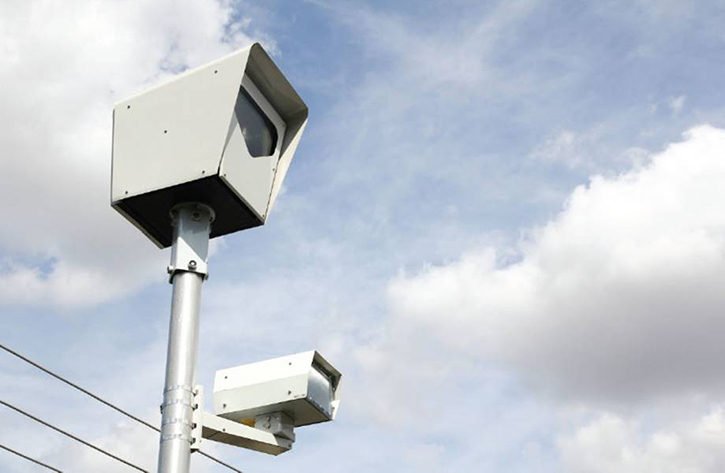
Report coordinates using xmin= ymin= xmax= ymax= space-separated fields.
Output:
xmin=213 ymin=351 xmax=341 ymax=427
xmin=111 ymin=43 xmax=308 ymax=248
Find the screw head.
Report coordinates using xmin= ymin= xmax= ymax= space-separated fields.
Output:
xmin=188 ymin=260 xmax=197 ymax=269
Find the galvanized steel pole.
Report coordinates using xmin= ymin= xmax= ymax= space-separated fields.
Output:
xmin=158 ymin=203 xmax=214 ymax=473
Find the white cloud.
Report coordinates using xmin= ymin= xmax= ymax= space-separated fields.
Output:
xmin=669 ymin=95 xmax=687 ymax=114
xmin=386 ymin=125 xmax=725 ymax=403
xmin=338 ymin=124 xmax=725 ymax=471
xmin=558 ymin=406 xmax=725 ymax=473
xmin=529 ymin=129 xmax=582 ymax=167
xmin=309 ymin=0 xmax=539 ymax=92
xmin=529 ymin=125 xmax=656 ymax=170
xmin=0 ymin=0 xmax=265 ymax=308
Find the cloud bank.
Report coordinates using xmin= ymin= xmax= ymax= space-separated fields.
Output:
xmin=388 ymin=125 xmax=725 ymax=403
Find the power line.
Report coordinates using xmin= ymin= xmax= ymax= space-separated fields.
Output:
xmin=197 ymin=451 xmax=244 ymax=473
xmin=1 ymin=342 xmax=244 ymax=472
xmin=0 ymin=442 xmax=63 ymax=472
xmin=1 ymin=399 xmax=148 ymax=472
xmin=0 ymin=343 xmax=158 ymax=432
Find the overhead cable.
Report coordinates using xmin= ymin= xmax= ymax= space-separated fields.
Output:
xmin=0 ymin=442 xmax=63 ymax=472
xmin=197 ymin=451 xmax=244 ymax=473
xmin=1 ymin=342 xmax=244 ymax=472
xmin=0 ymin=399 xmax=148 ymax=472
xmin=0 ymin=343 xmax=158 ymax=432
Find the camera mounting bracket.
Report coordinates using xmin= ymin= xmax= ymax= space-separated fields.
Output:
xmin=191 ymin=386 xmax=294 ymax=456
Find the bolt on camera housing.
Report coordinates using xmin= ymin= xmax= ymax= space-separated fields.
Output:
xmin=111 ymin=42 xmax=308 ymax=248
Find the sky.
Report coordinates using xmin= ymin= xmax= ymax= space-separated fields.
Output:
xmin=2 ymin=0 xmax=725 ymax=471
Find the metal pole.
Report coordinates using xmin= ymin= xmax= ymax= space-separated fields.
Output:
xmin=158 ymin=203 xmax=215 ymax=473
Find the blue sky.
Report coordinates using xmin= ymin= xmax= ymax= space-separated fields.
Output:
xmin=3 ymin=0 xmax=725 ymax=471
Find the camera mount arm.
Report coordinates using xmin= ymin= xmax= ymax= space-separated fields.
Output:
xmin=191 ymin=386 xmax=294 ymax=456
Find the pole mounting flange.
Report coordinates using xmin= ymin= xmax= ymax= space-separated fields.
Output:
xmin=167 ymin=203 xmax=215 ymax=282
